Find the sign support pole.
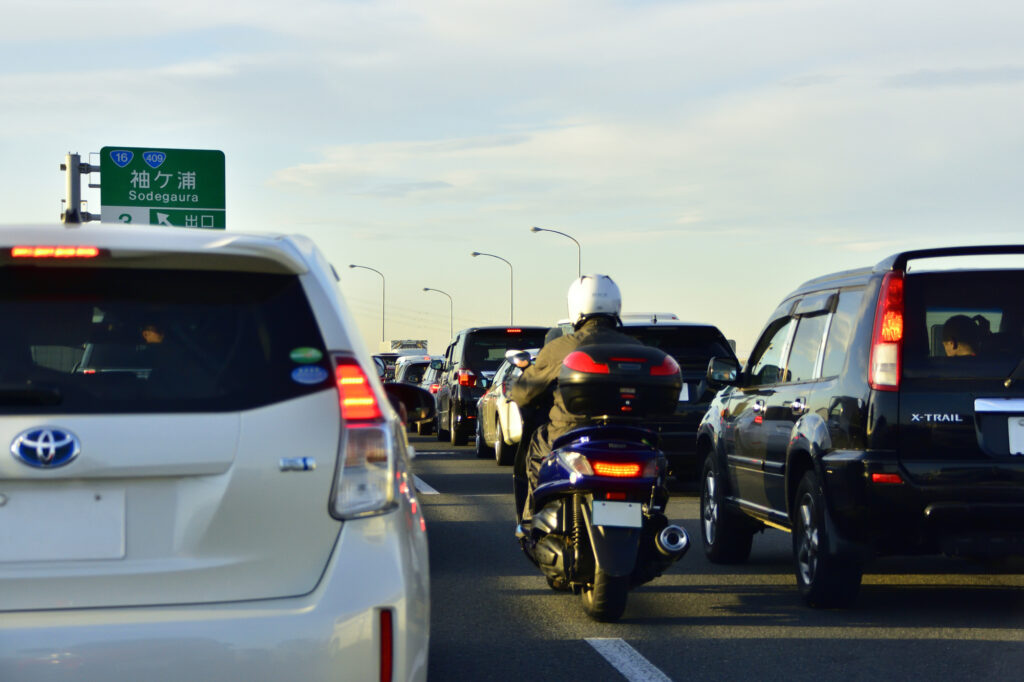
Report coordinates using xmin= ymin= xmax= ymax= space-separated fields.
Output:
xmin=60 ymin=152 xmax=100 ymax=225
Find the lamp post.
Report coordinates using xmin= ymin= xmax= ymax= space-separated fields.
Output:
xmin=423 ymin=287 xmax=453 ymax=340
xmin=531 ymin=226 xmax=581 ymax=278
xmin=471 ymin=251 xmax=514 ymax=325
xmin=348 ymin=264 xmax=385 ymax=343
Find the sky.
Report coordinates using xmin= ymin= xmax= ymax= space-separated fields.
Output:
xmin=3 ymin=0 xmax=1023 ymax=358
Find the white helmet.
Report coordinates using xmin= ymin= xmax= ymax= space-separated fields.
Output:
xmin=567 ymin=274 xmax=622 ymax=326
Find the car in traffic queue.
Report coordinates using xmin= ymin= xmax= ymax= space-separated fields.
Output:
xmin=475 ymin=348 xmax=539 ymax=465
xmin=697 ymin=245 xmax=1024 ymax=608
xmin=393 ymin=355 xmax=442 ymax=433
xmin=435 ymin=326 xmax=548 ymax=445
xmin=0 ymin=224 xmax=433 ymax=681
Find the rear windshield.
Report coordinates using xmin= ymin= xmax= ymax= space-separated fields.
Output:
xmin=0 ymin=267 xmax=331 ymax=413
xmin=398 ymin=362 xmax=428 ymax=383
xmin=621 ymin=326 xmax=735 ymax=371
xmin=903 ymin=270 xmax=1024 ymax=378
xmin=464 ymin=329 xmax=548 ymax=370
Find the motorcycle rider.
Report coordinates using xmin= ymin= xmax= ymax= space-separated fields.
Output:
xmin=510 ymin=274 xmax=643 ymax=520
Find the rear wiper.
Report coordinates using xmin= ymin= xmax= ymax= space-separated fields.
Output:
xmin=0 ymin=385 xmax=63 ymax=406
xmin=1005 ymin=358 xmax=1024 ymax=388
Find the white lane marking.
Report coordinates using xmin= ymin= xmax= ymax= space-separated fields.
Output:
xmin=585 ymin=638 xmax=673 ymax=682
xmin=413 ymin=475 xmax=439 ymax=495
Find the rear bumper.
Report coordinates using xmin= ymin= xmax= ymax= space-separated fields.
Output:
xmin=823 ymin=450 xmax=1024 ymax=556
xmin=0 ymin=511 xmax=429 ymax=682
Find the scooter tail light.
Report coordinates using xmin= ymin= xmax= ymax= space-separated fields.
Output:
xmin=869 ymin=271 xmax=904 ymax=391
xmin=650 ymin=354 xmax=681 ymax=377
xmin=591 ymin=461 xmax=643 ymax=478
xmin=563 ymin=350 xmax=610 ymax=374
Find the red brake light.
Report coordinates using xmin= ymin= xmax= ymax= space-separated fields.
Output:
xmin=869 ymin=271 xmax=904 ymax=391
xmin=650 ymin=355 xmax=680 ymax=377
xmin=429 ymin=383 xmax=440 ymax=394
xmin=334 ymin=357 xmax=382 ymax=421
xmin=506 ymin=328 xmax=522 ymax=333
xmin=871 ymin=472 xmax=904 ymax=484
xmin=606 ymin=491 xmax=627 ymax=501
xmin=592 ymin=461 xmax=642 ymax=477
xmin=379 ymin=609 xmax=394 ymax=682
xmin=12 ymin=245 xmax=100 ymax=258
xmin=563 ymin=351 xmax=610 ymax=374
xmin=458 ymin=369 xmax=477 ymax=387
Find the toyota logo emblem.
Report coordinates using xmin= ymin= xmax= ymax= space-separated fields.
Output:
xmin=10 ymin=428 xmax=80 ymax=468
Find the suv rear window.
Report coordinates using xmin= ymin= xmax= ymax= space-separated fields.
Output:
xmin=904 ymin=270 xmax=1024 ymax=378
xmin=463 ymin=329 xmax=548 ymax=370
xmin=621 ymin=326 xmax=735 ymax=371
xmin=0 ymin=267 xmax=331 ymax=413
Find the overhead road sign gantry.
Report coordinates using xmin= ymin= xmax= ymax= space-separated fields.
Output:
xmin=100 ymin=147 xmax=225 ymax=229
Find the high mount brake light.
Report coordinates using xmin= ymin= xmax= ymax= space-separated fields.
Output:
xmin=650 ymin=355 xmax=681 ymax=377
xmin=335 ymin=357 xmax=382 ymax=421
xmin=591 ymin=461 xmax=643 ymax=478
xmin=563 ymin=350 xmax=610 ymax=374
xmin=11 ymin=246 xmax=100 ymax=258
xmin=870 ymin=271 xmax=904 ymax=391
xmin=506 ymin=328 xmax=522 ymax=333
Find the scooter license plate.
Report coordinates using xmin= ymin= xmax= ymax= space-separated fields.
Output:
xmin=591 ymin=501 xmax=642 ymax=528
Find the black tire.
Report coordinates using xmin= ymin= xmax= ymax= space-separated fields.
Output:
xmin=494 ymin=421 xmax=514 ymax=466
xmin=793 ymin=469 xmax=862 ymax=608
xmin=700 ymin=452 xmax=755 ymax=564
xmin=451 ymin=410 xmax=469 ymax=446
xmin=580 ymin=569 xmax=629 ymax=622
xmin=417 ymin=420 xmax=433 ymax=436
xmin=474 ymin=420 xmax=494 ymax=458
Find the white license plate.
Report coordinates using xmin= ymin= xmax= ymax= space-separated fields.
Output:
xmin=1009 ymin=417 xmax=1024 ymax=455
xmin=679 ymin=383 xmax=689 ymax=402
xmin=0 ymin=487 xmax=125 ymax=562
xmin=591 ymin=500 xmax=642 ymax=528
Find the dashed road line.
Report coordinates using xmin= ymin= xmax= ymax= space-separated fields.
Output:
xmin=413 ymin=475 xmax=439 ymax=495
xmin=585 ymin=638 xmax=672 ymax=682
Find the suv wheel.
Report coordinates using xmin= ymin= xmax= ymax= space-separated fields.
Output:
xmin=700 ymin=452 xmax=755 ymax=563
xmin=494 ymin=421 xmax=514 ymax=466
xmin=474 ymin=421 xmax=493 ymax=458
xmin=793 ymin=469 xmax=862 ymax=608
xmin=450 ymin=410 xmax=468 ymax=446
xmin=436 ymin=409 xmax=450 ymax=441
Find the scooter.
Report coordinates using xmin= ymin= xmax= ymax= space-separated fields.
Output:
xmin=513 ymin=344 xmax=690 ymax=622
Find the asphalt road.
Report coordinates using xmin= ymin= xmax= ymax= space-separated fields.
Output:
xmin=411 ymin=434 xmax=1024 ymax=682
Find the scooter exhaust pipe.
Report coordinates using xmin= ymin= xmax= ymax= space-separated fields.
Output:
xmin=656 ymin=524 xmax=690 ymax=557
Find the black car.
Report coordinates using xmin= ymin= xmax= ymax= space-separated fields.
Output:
xmin=697 ymin=245 xmax=1024 ymax=608
xmin=436 ymin=326 xmax=548 ymax=445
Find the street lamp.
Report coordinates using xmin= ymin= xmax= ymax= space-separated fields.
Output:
xmin=423 ymin=287 xmax=453 ymax=340
xmin=349 ymin=264 xmax=385 ymax=343
xmin=531 ymin=226 xmax=581 ymax=278
xmin=470 ymin=251 xmax=514 ymax=325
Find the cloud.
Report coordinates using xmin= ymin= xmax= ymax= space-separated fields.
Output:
xmin=357 ymin=181 xmax=454 ymax=198
xmin=884 ymin=66 xmax=1024 ymax=89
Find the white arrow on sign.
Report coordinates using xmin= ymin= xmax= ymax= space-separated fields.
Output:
xmin=156 ymin=213 xmax=172 ymax=226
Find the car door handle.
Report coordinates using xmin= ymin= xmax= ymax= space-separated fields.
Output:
xmin=791 ymin=398 xmax=807 ymax=415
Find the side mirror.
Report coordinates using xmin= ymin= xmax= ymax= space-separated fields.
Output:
xmin=706 ymin=356 xmax=740 ymax=388
xmin=383 ymin=383 xmax=437 ymax=424
xmin=429 ymin=359 xmax=444 ymax=370
xmin=505 ymin=349 xmax=532 ymax=368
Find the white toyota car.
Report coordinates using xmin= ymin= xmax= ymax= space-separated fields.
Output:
xmin=0 ymin=224 xmax=430 ymax=681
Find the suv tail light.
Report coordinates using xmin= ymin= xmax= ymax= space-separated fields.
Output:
xmin=458 ymin=369 xmax=477 ymax=387
xmin=330 ymin=355 xmax=397 ymax=519
xmin=869 ymin=271 xmax=904 ymax=391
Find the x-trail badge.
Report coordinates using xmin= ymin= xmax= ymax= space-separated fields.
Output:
xmin=10 ymin=428 xmax=80 ymax=468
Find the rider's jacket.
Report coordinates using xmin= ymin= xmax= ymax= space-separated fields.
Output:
xmin=510 ymin=316 xmax=642 ymax=441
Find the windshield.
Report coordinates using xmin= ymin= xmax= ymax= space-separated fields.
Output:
xmin=903 ymin=270 xmax=1024 ymax=378
xmin=621 ymin=325 xmax=735 ymax=371
xmin=0 ymin=266 xmax=330 ymax=413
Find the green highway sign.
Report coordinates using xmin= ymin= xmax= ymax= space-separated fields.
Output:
xmin=100 ymin=147 xmax=225 ymax=229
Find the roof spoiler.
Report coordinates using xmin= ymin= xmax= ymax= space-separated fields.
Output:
xmin=876 ymin=245 xmax=1024 ymax=272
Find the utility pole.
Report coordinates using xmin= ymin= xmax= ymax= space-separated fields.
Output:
xmin=60 ymin=152 xmax=101 ymax=225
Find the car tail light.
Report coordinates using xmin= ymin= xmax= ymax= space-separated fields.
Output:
xmin=458 ymin=369 xmax=477 ymax=387
xmin=563 ymin=350 xmax=610 ymax=374
xmin=11 ymin=245 xmax=100 ymax=258
xmin=591 ymin=461 xmax=643 ymax=478
xmin=379 ymin=608 xmax=394 ymax=682
xmin=870 ymin=271 xmax=904 ymax=391
xmin=649 ymin=355 xmax=681 ymax=377
xmin=871 ymin=472 xmax=904 ymax=484
xmin=330 ymin=355 xmax=396 ymax=519
xmin=429 ymin=383 xmax=440 ymax=394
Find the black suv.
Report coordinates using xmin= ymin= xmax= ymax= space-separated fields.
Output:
xmin=698 ymin=245 xmax=1024 ymax=608
xmin=436 ymin=326 xmax=548 ymax=445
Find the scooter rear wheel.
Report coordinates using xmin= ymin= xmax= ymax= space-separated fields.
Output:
xmin=580 ymin=569 xmax=628 ymax=622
